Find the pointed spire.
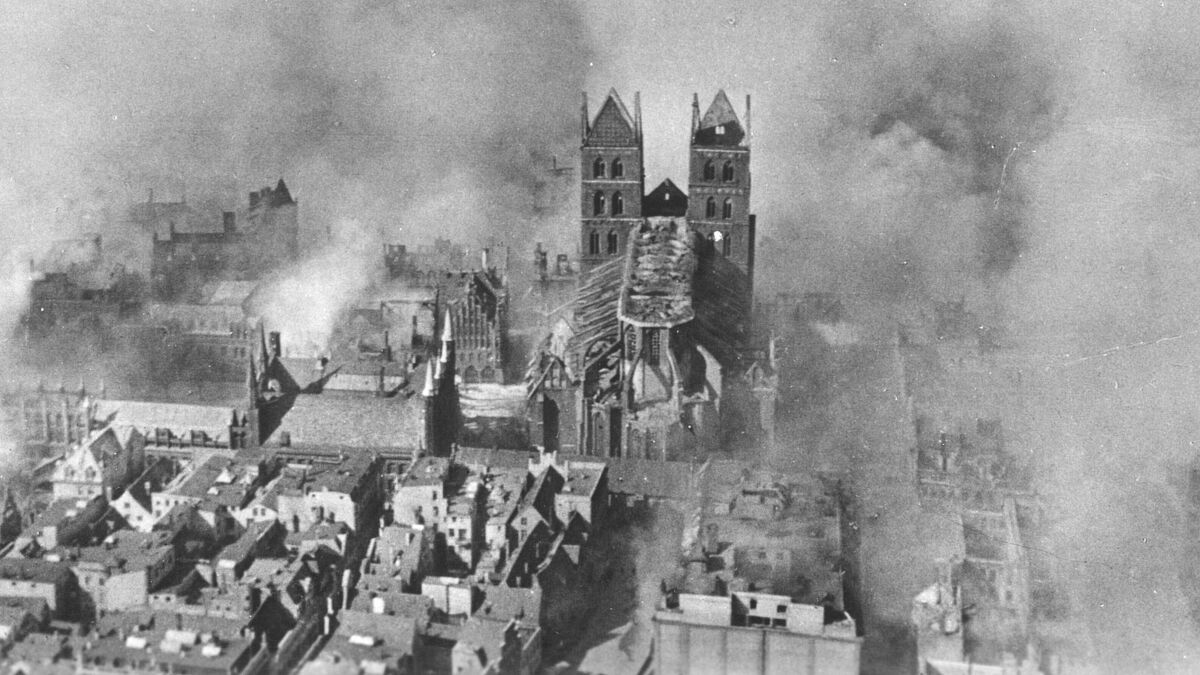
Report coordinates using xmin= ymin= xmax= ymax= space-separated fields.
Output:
xmin=441 ymin=309 xmax=454 ymax=346
xmin=691 ymin=93 xmax=701 ymax=137
xmin=580 ymin=91 xmax=590 ymax=144
xmin=634 ymin=91 xmax=643 ymax=142
xmin=422 ymin=361 xmax=436 ymax=397
xmin=745 ymin=94 xmax=752 ymax=144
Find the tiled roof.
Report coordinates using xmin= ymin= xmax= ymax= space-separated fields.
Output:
xmin=269 ymin=392 xmax=424 ymax=449
xmin=92 ymin=399 xmax=238 ymax=442
xmin=585 ymin=90 xmax=637 ymax=147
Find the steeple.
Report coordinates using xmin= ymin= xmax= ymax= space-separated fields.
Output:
xmin=439 ymin=309 xmax=456 ymax=382
xmin=422 ymin=361 xmax=436 ymax=398
xmin=687 ymin=90 xmax=755 ymax=284
xmin=579 ymin=88 xmax=645 ymax=273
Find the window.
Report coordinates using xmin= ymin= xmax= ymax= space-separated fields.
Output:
xmin=705 ymin=197 xmax=716 ymax=218
xmin=749 ymin=598 xmax=758 ymax=609
xmin=592 ymin=158 xmax=605 ymax=178
xmin=722 ymin=161 xmax=734 ymax=182
xmin=722 ymin=232 xmax=731 ymax=256
xmin=703 ymin=160 xmax=715 ymax=181
xmin=646 ymin=330 xmax=661 ymax=366
xmin=433 ymin=506 xmax=439 ymax=517
xmin=722 ymin=198 xmax=732 ymax=219
xmin=777 ymin=604 xmax=788 ymax=613
xmin=612 ymin=158 xmax=624 ymax=178
xmin=432 ymin=490 xmax=438 ymax=500
xmin=716 ymin=124 xmax=725 ymax=135
xmin=612 ymin=191 xmax=624 ymax=216
xmin=593 ymin=191 xmax=605 ymax=216
xmin=588 ymin=230 xmax=601 ymax=256
xmin=606 ymin=230 xmax=618 ymax=254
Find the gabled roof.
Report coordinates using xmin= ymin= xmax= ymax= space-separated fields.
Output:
xmin=694 ymin=90 xmax=745 ymax=146
xmin=643 ymin=179 xmax=689 ymax=217
xmin=585 ymin=90 xmax=638 ymax=147
xmin=272 ymin=179 xmax=294 ymax=206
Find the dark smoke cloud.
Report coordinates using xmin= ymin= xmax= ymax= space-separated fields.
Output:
xmin=590 ymin=0 xmax=1200 ymax=671
xmin=0 ymin=1 xmax=592 ymax=259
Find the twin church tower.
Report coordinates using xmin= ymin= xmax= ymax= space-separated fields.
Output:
xmin=577 ymin=89 xmax=755 ymax=283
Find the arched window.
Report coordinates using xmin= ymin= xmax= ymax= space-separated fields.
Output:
xmin=588 ymin=230 xmax=601 ymax=255
xmin=705 ymin=197 xmax=716 ymax=218
xmin=592 ymin=158 xmax=605 ymax=178
xmin=612 ymin=158 xmax=624 ymax=178
xmin=703 ymin=160 xmax=715 ymax=181
xmin=722 ymin=232 xmax=732 ymax=256
xmin=722 ymin=198 xmax=733 ymax=219
xmin=606 ymin=229 xmax=619 ymax=254
xmin=612 ymin=191 xmax=624 ymax=216
xmin=722 ymin=161 xmax=734 ymax=182
xmin=592 ymin=191 xmax=605 ymax=216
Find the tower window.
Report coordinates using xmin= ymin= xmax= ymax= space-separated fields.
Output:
xmin=705 ymin=197 xmax=716 ymax=218
xmin=593 ymin=158 xmax=605 ymax=179
xmin=722 ymin=232 xmax=731 ymax=256
xmin=722 ymin=161 xmax=734 ymax=182
xmin=606 ymin=229 xmax=618 ymax=254
xmin=722 ymin=198 xmax=733 ymax=219
xmin=612 ymin=191 xmax=624 ymax=216
xmin=703 ymin=160 xmax=715 ymax=181
xmin=646 ymin=330 xmax=661 ymax=366
xmin=588 ymin=230 xmax=600 ymax=255
xmin=612 ymin=158 xmax=624 ymax=178
xmin=593 ymin=191 xmax=605 ymax=216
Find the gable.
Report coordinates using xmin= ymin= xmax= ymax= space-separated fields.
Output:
xmin=694 ymin=90 xmax=745 ymax=146
xmin=586 ymin=92 xmax=637 ymax=147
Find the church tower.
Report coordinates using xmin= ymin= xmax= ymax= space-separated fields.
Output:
xmin=687 ymin=91 xmax=755 ymax=283
xmin=580 ymin=89 xmax=644 ymax=273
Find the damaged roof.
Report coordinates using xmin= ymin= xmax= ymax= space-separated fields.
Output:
xmin=618 ymin=217 xmax=696 ymax=328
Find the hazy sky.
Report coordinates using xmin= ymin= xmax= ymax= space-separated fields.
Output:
xmin=4 ymin=1 xmax=1200 ymax=670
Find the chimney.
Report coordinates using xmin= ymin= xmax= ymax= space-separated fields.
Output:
xmin=249 ymin=191 xmax=260 ymax=209
xmin=768 ymin=335 xmax=777 ymax=370
xmin=481 ymin=247 xmax=490 ymax=271
xmin=323 ymin=614 xmax=332 ymax=636
xmin=268 ymin=332 xmax=281 ymax=359
xmin=342 ymin=569 xmax=352 ymax=610
xmin=222 ymin=212 xmax=236 ymax=235
xmin=383 ymin=331 xmax=392 ymax=362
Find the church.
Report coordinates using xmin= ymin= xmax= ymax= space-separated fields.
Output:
xmin=526 ymin=90 xmax=777 ymax=461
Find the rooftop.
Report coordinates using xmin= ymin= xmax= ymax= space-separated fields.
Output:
xmin=269 ymin=392 xmax=425 ymax=449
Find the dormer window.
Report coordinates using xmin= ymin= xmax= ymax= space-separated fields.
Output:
xmin=612 ymin=158 xmax=624 ymax=178
xmin=716 ymin=125 xmax=725 ymax=135
xmin=592 ymin=158 xmax=606 ymax=179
